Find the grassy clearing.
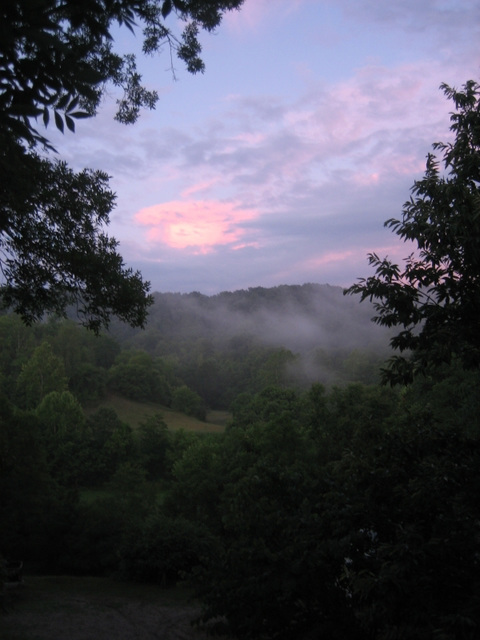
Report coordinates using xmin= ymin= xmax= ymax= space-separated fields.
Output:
xmin=84 ymin=394 xmax=230 ymax=433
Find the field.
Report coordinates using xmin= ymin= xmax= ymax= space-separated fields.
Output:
xmin=85 ymin=394 xmax=230 ymax=433
xmin=0 ymin=576 xmax=223 ymax=640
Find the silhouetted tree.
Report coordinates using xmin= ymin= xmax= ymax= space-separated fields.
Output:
xmin=346 ymin=81 xmax=480 ymax=384
xmin=1 ymin=0 xmax=245 ymax=330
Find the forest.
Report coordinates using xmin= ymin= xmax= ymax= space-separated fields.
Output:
xmin=1 ymin=1 xmax=479 ymax=637
xmin=1 ymin=280 xmax=479 ymax=639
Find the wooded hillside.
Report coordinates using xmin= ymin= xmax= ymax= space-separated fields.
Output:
xmin=114 ymin=283 xmax=391 ymax=354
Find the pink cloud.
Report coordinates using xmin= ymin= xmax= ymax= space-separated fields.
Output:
xmin=351 ymin=154 xmax=425 ymax=185
xmin=288 ymin=61 xmax=449 ymax=149
xmin=306 ymin=250 xmax=356 ymax=267
xmin=232 ymin=240 xmax=261 ymax=251
xmin=301 ymin=243 xmax=412 ymax=271
xmin=230 ymin=131 xmax=267 ymax=146
xmin=351 ymin=171 xmax=380 ymax=187
xmin=180 ymin=179 xmax=220 ymax=199
xmin=135 ymin=200 xmax=259 ymax=253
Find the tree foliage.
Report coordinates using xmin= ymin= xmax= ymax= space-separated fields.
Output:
xmin=346 ymin=81 xmax=480 ymax=384
xmin=137 ymin=413 xmax=170 ymax=480
xmin=0 ymin=396 xmax=54 ymax=560
xmin=328 ymin=406 xmax=480 ymax=640
xmin=1 ymin=144 xmax=152 ymax=331
xmin=36 ymin=390 xmax=85 ymax=436
xmin=1 ymin=0 xmax=245 ymax=146
xmin=118 ymin=510 xmax=217 ymax=586
xmin=169 ymin=381 xmax=480 ymax=640
xmin=0 ymin=310 xmax=479 ymax=638
xmin=16 ymin=341 xmax=67 ymax=408
xmin=171 ymin=384 xmax=206 ymax=420
xmin=1 ymin=0 xmax=244 ymax=331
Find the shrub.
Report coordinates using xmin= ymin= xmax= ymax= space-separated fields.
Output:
xmin=118 ymin=510 xmax=218 ymax=586
xmin=171 ymin=385 xmax=206 ymax=421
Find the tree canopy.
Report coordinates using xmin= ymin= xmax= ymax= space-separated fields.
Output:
xmin=1 ymin=314 xmax=479 ymax=637
xmin=1 ymin=0 xmax=245 ymax=331
xmin=1 ymin=0 xmax=245 ymax=146
xmin=346 ymin=81 xmax=480 ymax=384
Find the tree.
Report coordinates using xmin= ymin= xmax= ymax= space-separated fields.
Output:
xmin=84 ymin=407 xmax=131 ymax=484
xmin=183 ymin=381 xmax=480 ymax=639
xmin=256 ymin=348 xmax=297 ymax=389
xmin=1 ymin=0 xmax=245 ymax=146
xmin=171 ymin=384 xmax=206 ymax=420
xmin=69 ymin=362 xmax=107 ymax=405
xmin=16 ymin=341 xmax=67 ymax=408
xmin=1 ymin=145 xmax=152 ymax=331
xmin=328 ymin=399 xmax=480 ymax=640
xmin=137 ymin=413 xmax=171 ymax=480
xmin=107 ymin=349 xmax=173 ymax=403
xmin=1 ymin=0 xmax=245 ymax=330
xmin=0 ymin=395 xmax=54 ymax=561
xmin=184 ymin=390 xmax=358 ymax=640
xmin=118 ymin=510 xmax=217 ymax=587
xmin=36 ymin=390 xmax=88 ymax=486
xmin=36 ymin=390 xmax=85 ymax=437
xmin=346 ymin=81 xmax=480 ymax=384
xmin=0 ymin=313 xmax=35 ymax=398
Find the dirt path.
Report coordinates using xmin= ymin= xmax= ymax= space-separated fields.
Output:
xmin=1 ymin=576 xmax=219 ymax=640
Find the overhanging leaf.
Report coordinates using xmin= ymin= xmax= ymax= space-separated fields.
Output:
xmin=54 ymin=110 xmax=64 ymax=133
xmin=65 ymin=114 xmax=75 ymax=132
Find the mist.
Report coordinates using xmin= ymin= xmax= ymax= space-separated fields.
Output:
xmin=112 ymin=283 xmax=393 ymax=389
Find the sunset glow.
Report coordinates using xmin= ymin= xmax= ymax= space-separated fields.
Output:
xmin=135 ymin=200 xmax=259 ymax=253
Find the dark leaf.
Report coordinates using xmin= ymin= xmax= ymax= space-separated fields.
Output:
xmin=54 ymin=111 xmax=64 ymax=133
xmin=162 ymin=0 xmax=173 ymax=18
xmin=66 ymin=96 xmax=80 ymax=113
xmin=7 ymin=104 xmax=44 ymax=117
xmin=56 ymin=93 xmax=71 ymax=110
xmin=69 ymin=111 xmax=91 ymax=119
xmin=65 ymin=114 xmax=75 ymax=132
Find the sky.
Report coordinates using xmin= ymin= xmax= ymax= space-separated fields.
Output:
xmin=48 ymin=0 xmax=479 ymax=295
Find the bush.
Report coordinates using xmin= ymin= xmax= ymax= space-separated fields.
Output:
xmin=118 ymin=510 xmax=218 ymax=586
xmin=171 ymin=385 xmax=206 ymax=421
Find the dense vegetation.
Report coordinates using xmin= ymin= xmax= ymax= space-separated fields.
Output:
xmin=110 ymin=283 xmax=391 ymax=405
xmin=346 ymin=81 xmax=480 ymax=385
xmin=0 ymin=286 xmax=384 ymax=593
xmin=1 ymin=282 xmax=479 ymax=638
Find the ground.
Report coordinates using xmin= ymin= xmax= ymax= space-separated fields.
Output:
xmin=1 ymin=576 xmax=222 ymax=640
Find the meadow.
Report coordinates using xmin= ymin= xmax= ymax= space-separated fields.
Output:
xmin=85 ymin=394 xmax=229 ymax=433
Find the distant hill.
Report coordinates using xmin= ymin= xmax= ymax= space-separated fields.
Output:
xmin=111 ymin=283 xmax=391 ymax=355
